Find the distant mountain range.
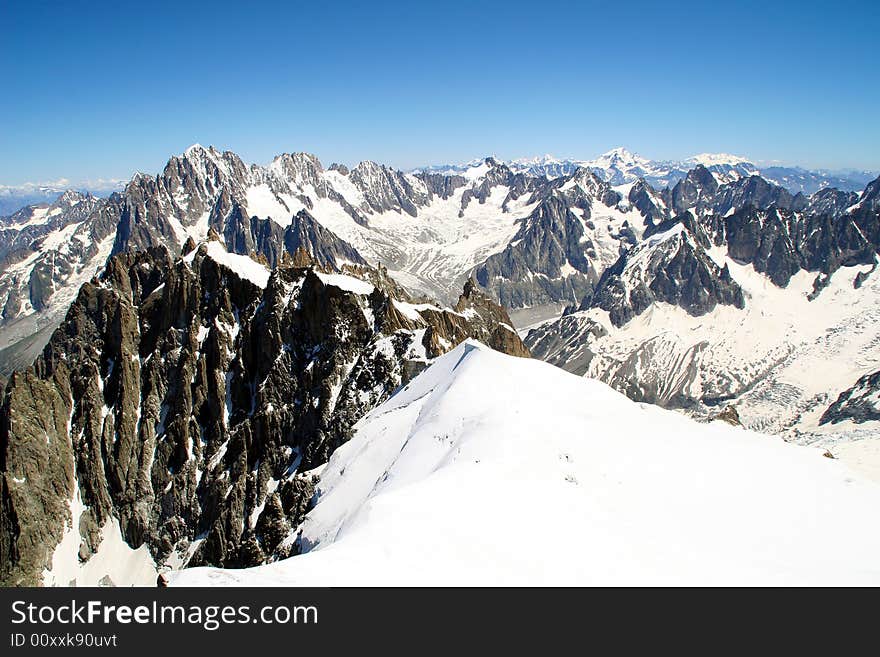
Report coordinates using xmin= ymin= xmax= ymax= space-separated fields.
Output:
xmin=417 ymin=147 xmax=877 ymax=195
xmin=0 ymin=179 xmax=125 ymax=215
xmin=3 ymin=148 xmax=872 ymax=218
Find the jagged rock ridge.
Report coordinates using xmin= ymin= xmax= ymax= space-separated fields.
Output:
xmin=0 ymin=243 xmax=527 ymax=585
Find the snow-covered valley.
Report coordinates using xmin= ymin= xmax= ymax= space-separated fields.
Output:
xmin=528 ymin=258 xmax=880 ymax=441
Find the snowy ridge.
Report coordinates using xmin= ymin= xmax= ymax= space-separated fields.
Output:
xmin=185 ymin=241 xmax=271 ymax=288
xmin=171 ymin=341 xmax=880 ymax=586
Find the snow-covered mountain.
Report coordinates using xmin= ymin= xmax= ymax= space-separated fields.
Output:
xmin=170 ymin=341 xmax=880 ymax=586
xmin=526 ymin=169 xmax=880 ymax=446
xmin=506 ymin=154 xmax=582 ymax=179
xmin=503 ymin=147 xmax=875 ymax=195
xmin=0 ymin=190 xmax=117 ymax=375
xmin=3 ymin=143 xmax=880 ymax=587
xmin=0 ymin=147 xmax=650 ymax=374
xmin=1 ymin=144 xmax=878 ymax=449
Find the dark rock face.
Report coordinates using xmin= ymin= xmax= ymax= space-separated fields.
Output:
xmin=587 ymin=173 xmax=880 ymax=321
xmin=0 ymin=146 xmax=401 ymax=376
xmin=417 ymin=173 xmax=467 ymax=200
xmin=474 ymin=196 xmax=595 ymax=308
xmin=805 ymin=188 xmax=859 ymax=218
xmin=628 ymin=180 xmax=667 ymax=228
xmin=708 ymin=198 xmax=877 ymax=289
xmin=470 ymin=167 xmax=641 ymax=309
xmin=523 ymin=314 xmax=607 ymax=376
xmin=582 ymin=226 xmax=744 ymax=328
xmin=684 ymin=174 xmax=880 ymax=290
xmin=469 ymin=166 xmax=877 ymax=315
xmin=712 ymin=406 xmax=742 ymax=426
xmin=348 ymin=161 xmax=430 ymax=217
xmin=0 ymin=247 xmax=528 ymax=586
xmin=850 ymin=176 xmax=880 ymax=246
xmin=670 ymin=165 xmax=719 ymax=216
xmin=0 ymin=368 xmax=76 ymax=586
xmin=820 ymin=370 xmax=880 ymax=425
xmin=454 ymin=279 xmax=531 ymax=358
xmin=723 ymin=207 xmax=801 ymax=287
xmin=221 ymin=208 xmax=365 ymax=270
xmin=709 ymin=175 xmax=803 ymax=217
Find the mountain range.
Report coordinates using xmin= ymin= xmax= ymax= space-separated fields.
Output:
xmin=1 ymin=143 xmax=880 ymax=585
xmin=0 ymin=180 xmax=126 ymax=216
xmin=420 ymin=147 xmax=877 ymax=195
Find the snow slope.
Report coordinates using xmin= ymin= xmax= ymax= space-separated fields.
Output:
xmin=171 ymin=341 xmax=880 ymax=586
xmin=199 ymin=241 xmax=271 ymax=288
xmin=529 ymin=251 xmax=880 ymax=445
xmin=42 ymin=487 xmax=157 ymax=587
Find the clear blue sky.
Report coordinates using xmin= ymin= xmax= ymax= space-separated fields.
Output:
xmin=1 ymin=0 xmax=878 ymax=185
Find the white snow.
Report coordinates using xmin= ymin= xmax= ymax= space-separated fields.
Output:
xmin=40 ymin=221 xmax=85 ymax=251
xmin=687 ymin=153 xmax=751 ymax=167
xmin=245 ymin=184 xmax=303 ymax=226
xmin=585 ymin=147 xmax=651 ymax=171
xmin=249 ymin=478 xmax=281 ymax=529
xmin=171 ymin=341 xmax=880 ymax=586
xmin=43 ymin=486 xmax=157 ymax=587
xmin=191 ymin=212 xmax=211 ymax=241
xmin=9 ymin=206 xmax=50 ymax=228
xmin=392 ymin=300 xmax=444 ymax=321
xmin=196 ymin=324 xmax=210 ymax=344
xmin=461 ymin=161 xmax=491 ymax=180
xmin=323 ymin=170 xmax=365 ymax=207
xmin=199 ymin=241 xmax=271 ymax=288
xmin=544 ymin=253 xmax=880 ymax=444
xmin=314 ymin=271 xmax=375 ymax=296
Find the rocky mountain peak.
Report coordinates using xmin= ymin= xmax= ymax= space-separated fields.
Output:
xmin=349 ymin=161 xmax=430 ymax=217
xmin=591 ymin=147 xmax=643 ymax=167
xmin=268 ymin=152 xmax=325 ymax=185
xmin=0 ymin=241 xmax=529 ymax=585
xmin=857 ymin=174 xmax=880 ymax=210
xmin=55 ymin=189 xmax=89 ymax=207
xmin=582 ymin=223 xmax=745 ymax=326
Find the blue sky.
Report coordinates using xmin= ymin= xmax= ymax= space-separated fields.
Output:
xmin=1 ymin=0 xmax=878 ymax=185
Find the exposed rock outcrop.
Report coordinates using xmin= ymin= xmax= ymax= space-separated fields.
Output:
xmin=820 ymin=370 xmax=880 ymax=425
xmin=0 ymin=245 xmax=527 ymax=586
